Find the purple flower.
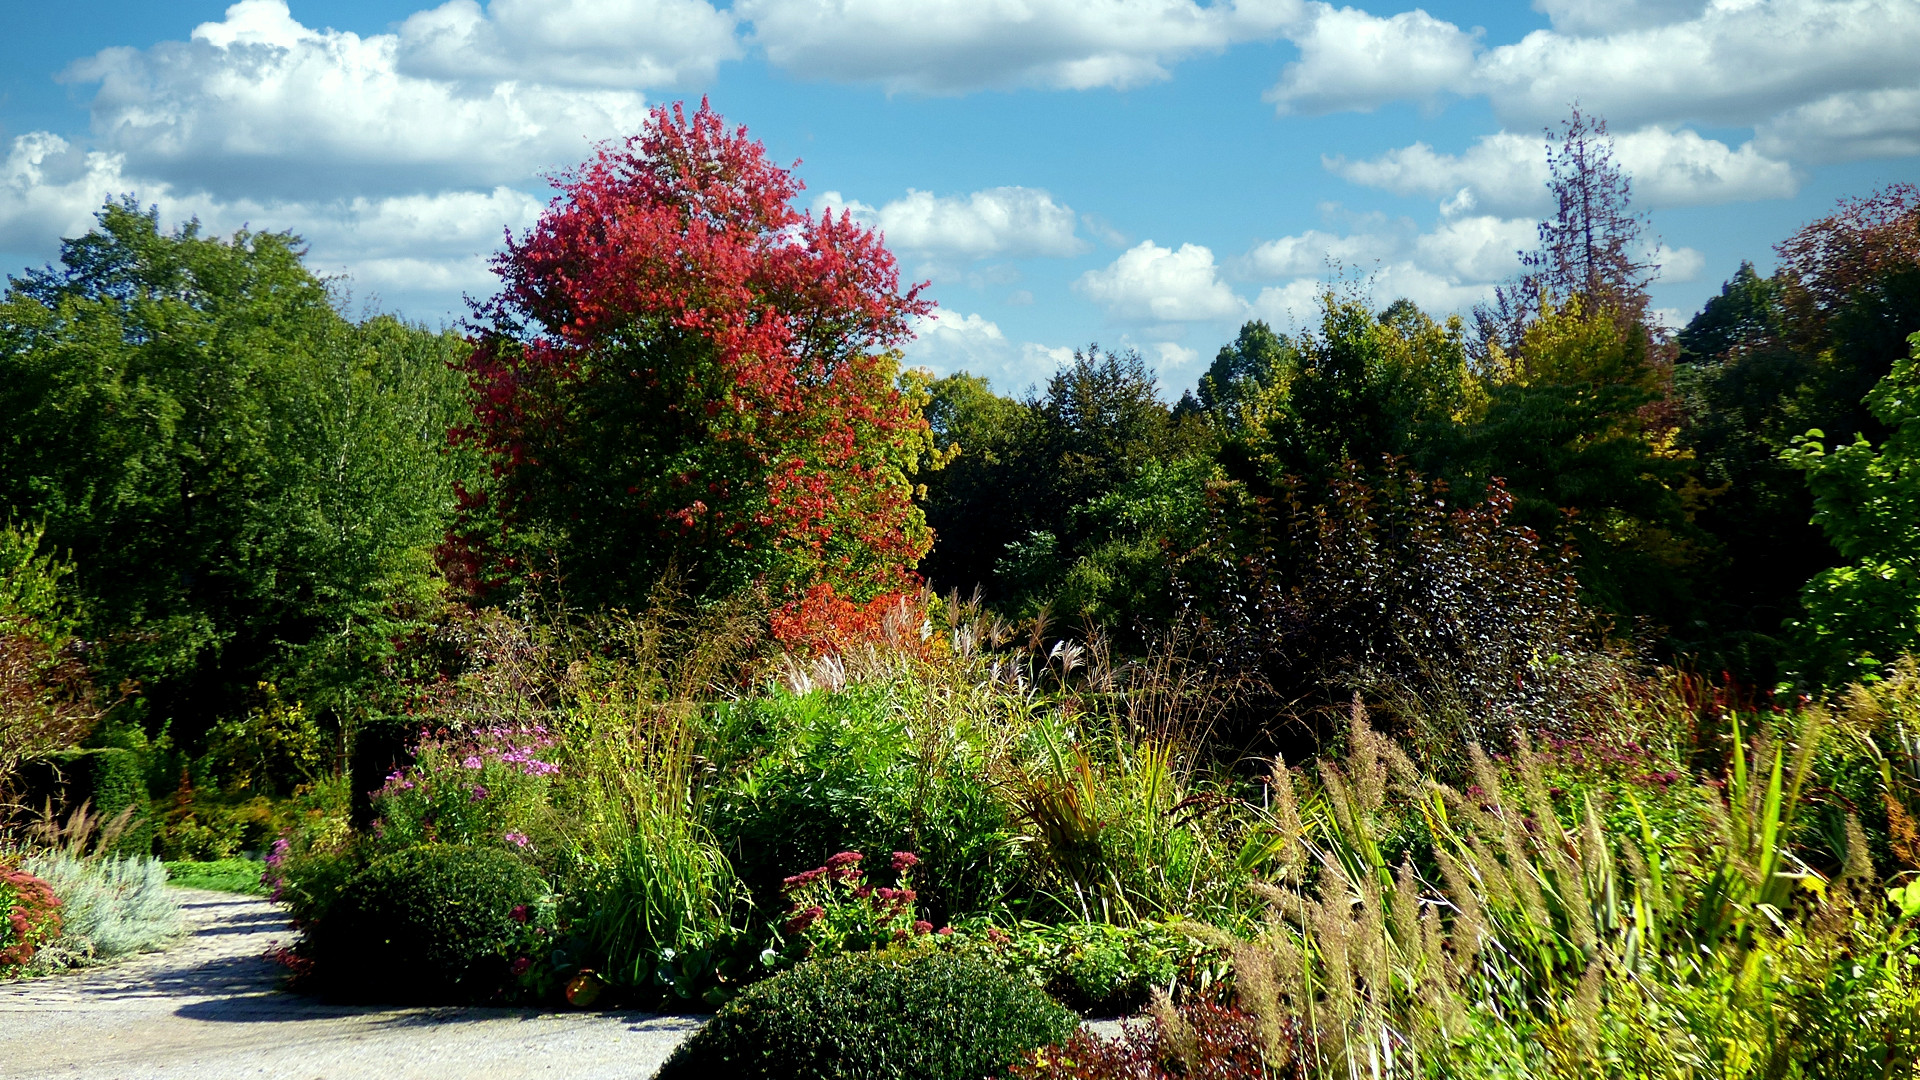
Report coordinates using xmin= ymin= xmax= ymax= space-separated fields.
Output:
xmin=470 ymin=785 xmax=490 ymax=803
xmin=505 ymin=831 xmax=530 ymax=848
xmin=462 ymin=755 xmax=483 ymax=770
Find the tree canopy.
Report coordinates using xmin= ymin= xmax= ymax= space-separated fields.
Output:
xmin=450 ymin=101 xmax=934 ymax=620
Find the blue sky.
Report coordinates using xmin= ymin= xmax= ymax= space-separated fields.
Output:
xmin=3 ymin=0 xmax=1917 ymax=393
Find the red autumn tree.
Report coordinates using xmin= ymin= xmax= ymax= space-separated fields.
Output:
xmin=447 ymin=101 xmax=935 ymax=620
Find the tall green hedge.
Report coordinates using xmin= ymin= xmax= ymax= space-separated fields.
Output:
xmin=17 ymin=748 xmax=153 ymax=857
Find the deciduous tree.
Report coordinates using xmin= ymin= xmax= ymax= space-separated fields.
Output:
xmin=450 ymin=102 xmax=933 ymax=623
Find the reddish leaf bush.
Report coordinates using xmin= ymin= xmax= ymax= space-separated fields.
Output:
xmin=1012 ymin=997 xmax=1288 ymax=1080
xmin=768 ymin=584 xmax=932 ymax=657
xmin=0 ymin=863 xmax=62 ymax=976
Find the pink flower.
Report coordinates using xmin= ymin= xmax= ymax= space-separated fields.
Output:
xmin=511 ymin=956 xmax=532 ymax=976
xmin=463 ymin=756 xmax=483 ymax=769
xmin=783 ymin=905 xmax=826 ymax=934
xmin=510 ymin=904 xmax=530 ymax=924
xmin=936 ymin=926 xmax=954 ymax=936
xmin=912 ymin=920 xmax=934 ymax=935
xmin=890 ymin=851 xmax=920 ymax=872
xmin=781 ymin=868 xmax=826 ymax=892
xmin=505 ymin=831 xmax=530 ymax=848
xmin=825 ymin=851 xmax=863 ymax=869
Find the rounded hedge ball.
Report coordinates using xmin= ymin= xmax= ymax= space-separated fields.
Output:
xmin=655 ymin=949 xmax=1077 ymax=1080
xmin=307 ymin=843 xmax=546 ymax=1004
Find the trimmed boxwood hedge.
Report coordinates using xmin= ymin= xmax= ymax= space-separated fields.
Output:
xmin=305 ymin=844 xmax=546 ymax=1004
xmin=655 ymin=949 xmax=1078 ymax=1080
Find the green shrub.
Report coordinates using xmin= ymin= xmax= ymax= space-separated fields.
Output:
xmin=656 ymin=950 xmax=1077 ymax=1080
xmin=704 ymin=686 xmax=1020 ymax=923
xmin=18 ymin=852 xmax=183 ymax=972
xmin=163 ymin=857 xmax=267 ymax=895
xmin=979 ymin=920 xmax=1227 ymax=1017
xmin=304 ymin=843 xmax=548 ymax=1004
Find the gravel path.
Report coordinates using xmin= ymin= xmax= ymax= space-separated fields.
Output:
xmin=0 ymin=888 xmax=702 ymax=1080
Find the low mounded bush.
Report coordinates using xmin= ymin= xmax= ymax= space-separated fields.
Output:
xmin=16 ymin=852 xmax=182 ymax=973
xmin=305 ymin=843 xmax=548 ymax=1004
xmin=655 ymin=949 xmax=1078 ymax=1080
xmin=0 ymin=863 xmax=63 ymax=977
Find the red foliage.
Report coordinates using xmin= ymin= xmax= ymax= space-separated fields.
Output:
xmin=0 ymin=864 xmax=62 ymax=973
xmin=1776 ymin=183 xmax=1920 ymax=343
xmin=768 ymin=583 xmax=933 ymax=656
xmin=449 ymin=100 xmax=934 ymax=609
xmin=1011 ymin=998 xmax=1288 ymax=1080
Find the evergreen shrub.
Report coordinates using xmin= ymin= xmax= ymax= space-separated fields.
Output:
xmin=655 ymin=949 xmax=1076 ymax=1080
xmin=305 ymin=843 xmax=547 ymax=1003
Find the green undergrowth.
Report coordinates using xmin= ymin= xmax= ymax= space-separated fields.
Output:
xmin=163 ymin=857 xmax=268 ymax=895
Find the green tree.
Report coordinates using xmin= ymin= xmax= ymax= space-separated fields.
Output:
xmin=1460 ymin=297 xmax=1704 ymax=634
xmin=1195 ymin=319 xmax=1295 ymax=425
xmin=1784 ymin=332 xmax=1920 ymax=683
xmin=1223 ymin=295 xmax=1477 ymax=494
xmin=917 ymin=372 xmax=1032 ymax=598
xmin=0 ymin=200 xmax=471 ymax=749
xmin=1678 ymin=186 xmax=1920 ymax=680
xmin=917 ymin=346 xmax=1199 ymax=618
xmin=1 ymin=524 xmax=98 ymax=799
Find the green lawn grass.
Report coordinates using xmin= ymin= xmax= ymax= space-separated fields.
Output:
xmin=162 ymin=858 xmax=268 ymax=895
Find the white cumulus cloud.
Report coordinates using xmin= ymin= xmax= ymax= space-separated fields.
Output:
xmin=818 ymin=186 xmax=1086 ymax=259
xmin=1757 ymin=87 xmax=1920 ymax=164
xmin=1075 ymin=240 xmax=1246 ymax=322
xmin=1530 ymin=0 xmax=1710 ymax=36
xmin=1267 ymin=0 xmax=1920 ymax=169
xmin=66 ymin=0 xmax=654 ymax=201
xmin=1330 ymin=126 xmax=1799 ymax=218
xmin=738 ymin=0 xmax=1303 ymax=94
xmin=0 ymin=135 xmax=143 ymax=253
xmin=1266 ymin=3 xmax=1479 ymax=115
xmin=397 ymin=0 xmax=740 ymax=89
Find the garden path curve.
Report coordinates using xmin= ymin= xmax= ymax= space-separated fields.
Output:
xmin=0 ymin=887 xmax=702 ymax=1080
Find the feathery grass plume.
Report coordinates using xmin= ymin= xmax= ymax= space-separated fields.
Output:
xmin=1147 ymin=987 xmax=1201 ymax=1072
xmin=1268 ymin=757 xmax=1305 ymax=877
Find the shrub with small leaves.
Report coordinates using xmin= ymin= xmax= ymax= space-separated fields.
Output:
xmin=0 ymin=864 xmax=62 ymax=977
xmin=655 ymin=949 xmax=1077 ymax=1080
xmin=302 ymin=843 xmax=549 ymax=1004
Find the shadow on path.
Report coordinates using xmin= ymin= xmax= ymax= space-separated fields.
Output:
xmin=0 ymin=887 xmax=702 ymax=1080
